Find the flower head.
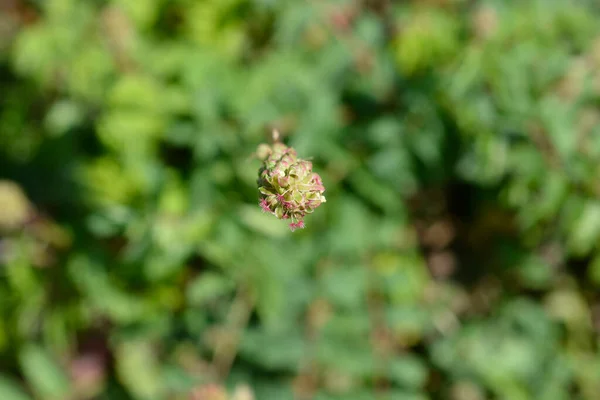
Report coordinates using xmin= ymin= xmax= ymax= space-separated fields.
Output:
xmin=256 ymin=139 xmax=326 ymax=231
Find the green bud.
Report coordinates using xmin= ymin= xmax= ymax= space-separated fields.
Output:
xmin=257 ymin=141 xmax=326 ymax=231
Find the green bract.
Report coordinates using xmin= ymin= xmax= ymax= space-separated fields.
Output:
xmin=256 ymin=142 xmax=326 ymax=231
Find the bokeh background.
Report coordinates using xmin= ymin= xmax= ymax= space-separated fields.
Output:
xmin=2 ymin=0 xmax=600 ymax=399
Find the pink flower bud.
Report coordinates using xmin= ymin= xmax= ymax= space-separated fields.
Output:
xmin=256 ymin=142 xmax=326 ymax=231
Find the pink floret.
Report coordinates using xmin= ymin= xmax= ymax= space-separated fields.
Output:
xmin=259 ymin=198 xmax=272 ymax=213
xmin=288 ymin=221 xmax=305 ymax=231
xmin=277 ymin=194 xmax=293 ymax=209
xmin=312 ymin=173 xmax=322 ymax=185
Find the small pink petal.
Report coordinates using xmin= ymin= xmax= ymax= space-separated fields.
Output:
xmin=288 ymin=221 xmax=305 ymax=231
xmin=259 ymin=198 xmax=272 ymax=213
xmin=276 ymin=194 xmax=293 ymax=209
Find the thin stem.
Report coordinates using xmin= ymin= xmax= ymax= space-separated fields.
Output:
xmin=211 ymin=285 xmax=254 ymax=380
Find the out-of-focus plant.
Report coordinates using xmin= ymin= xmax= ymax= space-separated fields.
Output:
xmin=2 ymin=0 xmax=600 ymax=399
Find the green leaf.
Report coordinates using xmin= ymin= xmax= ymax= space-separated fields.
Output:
xmin=19 ymin=345 xmax=70 ymax=400
xmin=115 ymin=340 xmax=163 ymax=400
xmin=0 ymin=376 xmax=33 ymax=400
xmin=388 ymin=355 xmax=428 ymax=390
xmin=186 ymin=273 xmax=234 ymax=306
xmin=241 ymin=329 xmax=306 ymax=372
xmin=321 ymin=264 xmax=367 ymax=310
xmin=568 ymin=201 xmax=600 ymax=256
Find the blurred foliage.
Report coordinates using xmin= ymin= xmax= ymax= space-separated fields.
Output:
xmin=2 ymin=0 xmax=600 ymax=399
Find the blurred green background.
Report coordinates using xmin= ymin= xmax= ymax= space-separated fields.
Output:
xmin=2 ymin=0 xmax=600 ymax=399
